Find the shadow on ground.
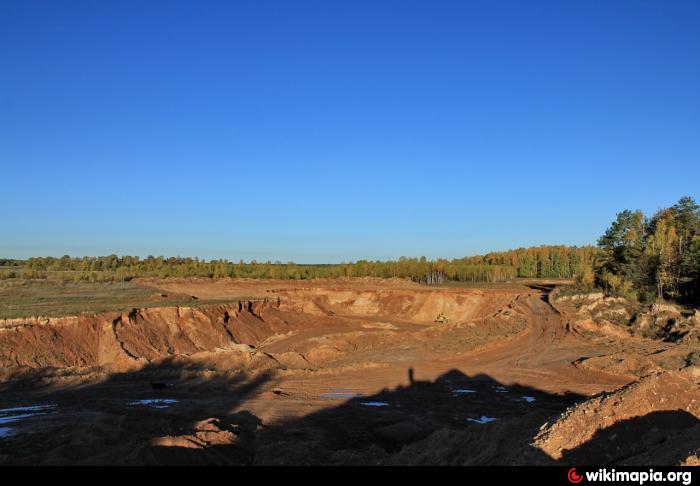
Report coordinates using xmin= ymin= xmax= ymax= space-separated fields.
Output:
xmin=0 ymin=365 xmax=696 ymax=465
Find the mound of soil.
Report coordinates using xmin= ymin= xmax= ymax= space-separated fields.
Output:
xmin=531 ymin=371 xmax=700 ymax=465
xmin=552 ymin=289 xmax=700 ymax=344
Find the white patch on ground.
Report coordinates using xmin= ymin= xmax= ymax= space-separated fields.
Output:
xmin=467 ymin=416 xmax=498 ymax=424
xmin=360 ymin=401 xmax=390 ymax=407
xmin=507 ymin=395 xmax=537 ymax=403
xmin=128 ymin=399 xmax=179 ymax=409
xmin=0 ymin=404 xmax=56 ymax=414
xmin=494 ymin=386 xmax=508 ymax=393
xmin=0 ymin=404 xmax=57 ymax=439
xmin=0 ymin=413 xmax=42 ymax=425
xmin=452 ymin=389 xmax=477 ymax=394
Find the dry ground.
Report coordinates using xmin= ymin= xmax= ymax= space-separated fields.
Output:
xmin=0 ymin=278 xmax=697 ymax=465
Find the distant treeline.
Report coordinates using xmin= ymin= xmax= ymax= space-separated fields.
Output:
xmin=5 ymin=198 xmax=699 ymax=305
xmin=0 ymin=245 xmax=596 ymax=284
xmin=0 ymin=259 xmax=23 ymax=267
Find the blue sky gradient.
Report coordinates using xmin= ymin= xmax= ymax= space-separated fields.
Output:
xmin=2 ymin=0 xmax=699 ymax=262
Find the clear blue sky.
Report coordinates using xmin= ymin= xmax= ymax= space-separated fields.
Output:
xmin=1 ymin=1 xmax=699 ymax=262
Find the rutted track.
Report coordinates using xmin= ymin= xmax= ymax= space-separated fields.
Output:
xmin=266 ymin=292 xmax=631 ymax=403
xmin=452 ymin=295 xmax=630 ymax=394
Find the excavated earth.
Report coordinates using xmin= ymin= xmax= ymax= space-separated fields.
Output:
xmin=0 ymin=278 xmax=697 ymax=465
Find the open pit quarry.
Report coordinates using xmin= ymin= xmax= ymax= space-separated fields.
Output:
xmin=0 ymin=278 xmax=698 ymax=465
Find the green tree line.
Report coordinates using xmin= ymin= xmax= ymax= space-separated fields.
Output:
xmin=8 ymin=194 xmax=698 ymax=304
xmin=0 ymin=245 xmax=596 ymax=284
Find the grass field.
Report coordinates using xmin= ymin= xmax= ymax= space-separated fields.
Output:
xmin=0 ymin=279 xmax=238 ymax=319
xmin=0 ymin=276 xmax=575 ymax=320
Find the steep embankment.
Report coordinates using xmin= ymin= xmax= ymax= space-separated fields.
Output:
xmin=275 ymin=287 xmax=512 ymax=324
xmin=0 ymin=288 xmax=514 ymax=373
xmin=0 ymin=304 xmax=242 ymax=370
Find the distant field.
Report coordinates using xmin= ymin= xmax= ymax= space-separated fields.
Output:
xmin=0 ymin=276 xmax=575 ymax=320
xmin=0 ymin=279 xmax=241 ymax=319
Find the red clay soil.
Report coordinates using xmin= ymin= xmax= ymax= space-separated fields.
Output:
xmin=0 ymin=278 xmax=697 ymax=465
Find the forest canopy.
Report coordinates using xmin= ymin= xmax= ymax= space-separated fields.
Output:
xmin=596 ymin=196 xmax=700 ymax=304
xmin=1 ymin=246 xmax=596 ymax=285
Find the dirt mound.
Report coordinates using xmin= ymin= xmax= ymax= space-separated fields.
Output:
xmin=385 ymin=371 xmax=700 ymax=466
xmin=551 ymin=291 xmax=637 ymax=339
xmin=127 ymin=413 xmax=261 ymax=466
xmin=531 ymin=371 xmax=700 ymax=465
xmin=552 ymin=290 xmax=700 ymax=344
xmin=632 ymin=304 xmax=700 ymax=343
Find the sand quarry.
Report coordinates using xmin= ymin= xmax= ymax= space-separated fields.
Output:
xmin=0 ymin=278 xmax=698 ymax=465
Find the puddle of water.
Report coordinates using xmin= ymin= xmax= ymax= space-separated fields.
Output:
xmin=320 ymin=393 xmax=363 ymax=399
xmin=0 ymin=404 xmax=57 ymax=414
xmin=360 ymin=402 xmax=390 ymax=407
xmin=452 ymin=389 xmax=477 ymax=394
xmin=0 ymin=404 xmax=57 ymax=439
xmin=507 ymin=395 xmax=537 ymax=403
xmin=128 ymin=399 xmax=179 ymax=409
xmin=467 ymin=416 xmax=498 ymax=424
